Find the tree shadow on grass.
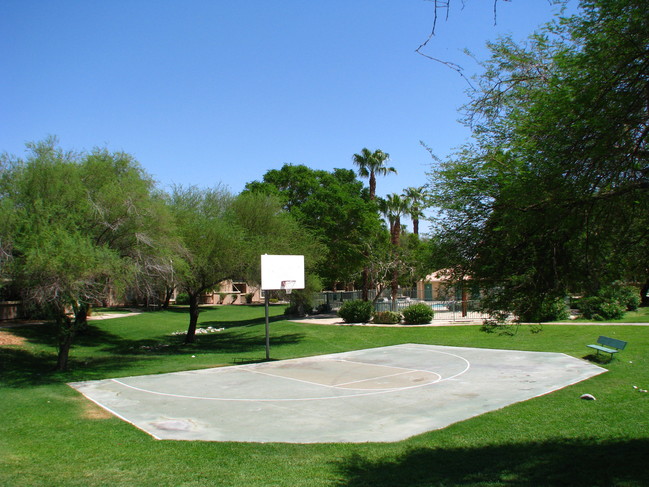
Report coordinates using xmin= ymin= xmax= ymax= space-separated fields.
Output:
xmin=199 ymin=313 xmax=287 ymax=330
xmin=0 ymin=346 xmax=142 ymax=387
xmin=334 ymin=438 xmax=649 ymax=487
xmin=100 ymin=328 xmax=305 ymax=356
xmin=1 ymin=321 xmax=305 ymax=387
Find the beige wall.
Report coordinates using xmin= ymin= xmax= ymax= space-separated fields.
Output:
xmin=199 ymin=280 xmax=262 ymax=305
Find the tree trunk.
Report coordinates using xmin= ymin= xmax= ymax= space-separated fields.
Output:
xmin=75 ymin=303 xmax=89 ymax=334
xmin=391 ymin=268 xmax=399 ymax=312
xmin=390 ymin=218 xmax=401 ymax=312
xmin=641 ymin=278 xmax=649 ymax=307
xmin=55 ymin=315 xmax=75 ymax=371
xmin=185 ymin=293 xmax=200 ymax=343
xmin=163 ymin=286 xmax=174 ymax=309
xmin=369 ymin=173 xmax=376 ymax=200
xmin=361 ymin=247 xmax=371 ymax=302
xmin=413 ymin=217 xmax=419 ymax=236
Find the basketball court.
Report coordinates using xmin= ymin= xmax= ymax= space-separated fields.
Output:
xmin=69 ymin=343 xmax=606 ymax=443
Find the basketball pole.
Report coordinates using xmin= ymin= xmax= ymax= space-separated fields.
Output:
xmin=264 ymin=292 xmax=271 ymax=360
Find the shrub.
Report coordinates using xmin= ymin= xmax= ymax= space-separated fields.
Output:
xmin=315 ymin=303 xmax=332 ymax=314
xmin=600 ymin=282 xmax=641 ymax=311
xmin=579 ymin=296 xmax=625 ymax=320
xmin=372 ymin=311 xmax=401 ymax=324
xmin=518 ymin=296 xmax=570 ymax=322
xmin=401 ymin=303 xmax=434 ymax=324
xmin=283 ymin=304 xmax=303 ymax=317
xmin=175 ymin=293 xmax=190 ymax=305
xmin=578 ymin=282 xmax=640 ymax=320
xmin=338 ymin=300 xmax=373 ymax=323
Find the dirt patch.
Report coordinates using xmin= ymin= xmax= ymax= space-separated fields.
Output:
xmin=0 ymin=330 xmax=25 ymax=346
xmin=81 ymin=401 xmax=113 ymax=420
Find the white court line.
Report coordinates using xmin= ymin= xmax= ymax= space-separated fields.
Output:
xmin=245 ymin=358 xmax=436 ymax=391
xmin=333 ymin=370 xmax=440 ymax=388
xmin=108 ymin=348 xmax=471 ymax=403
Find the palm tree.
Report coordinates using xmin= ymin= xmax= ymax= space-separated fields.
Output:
xmin=352 ymin=148 xmax=397 ymax=200
xmin=402 ymin=186 xmax=428 ymax=236
xmin=379 ymin=193 xmax=409 ymax=310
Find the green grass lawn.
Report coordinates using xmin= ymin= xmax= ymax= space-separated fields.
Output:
xmin=1 ymin=305 xmax=648 ymax=486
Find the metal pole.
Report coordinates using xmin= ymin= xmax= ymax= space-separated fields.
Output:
xmin=265 ymin=292 xmax=270 ymax=360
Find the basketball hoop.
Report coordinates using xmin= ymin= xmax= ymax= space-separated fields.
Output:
xmin=281 ymin=280 xmax=296 ymax=295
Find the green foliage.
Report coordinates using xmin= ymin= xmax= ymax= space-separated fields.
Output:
xmin=175 ymin=293 xmax=190 ymax=305
xmin=372 ymin=310 xmax=401 ymax=324
xmin=402 ymin=185 xmax=428 ymax=235
xmin=1 ymin=138 xmax=177 ymax=369
xmin=352 ymin=147 xmax=396 ymax=199
xmin=243 ymin=164 xmax=384 ymax=289
xmin=285 ymin=274 xmax=322 ymax=317
xmin=599 ymin=282 xmax=641 ymax=312
xmin=169 ymin=186 xmax=319 ymax=341
xmin=401 ymin=303 xmax=434 ymax=324
xmin=578 ymin=297 xmax=626 ymax=321
xmin=578 ymin=282 xmax=641 ymax=320
xmin=429 ymin=0 xmax=649 ymax=315
xmin=517 ymin=296 xmax=570 ymax=323
xmin=337 ymin=300 xmax=373 ymax=323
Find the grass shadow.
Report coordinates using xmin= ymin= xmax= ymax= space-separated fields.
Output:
xmin=0 ymin=346 xmax=142 ymax=387
xmin=335 ymin=438 xmax=649 ymax=486
xmin=583 ymin=353 xmax=614 ymax=364
xmin=199 ymin=313 xmax=287 ymax=329
xmin=98 ymin=328 xmax=305 ymax=356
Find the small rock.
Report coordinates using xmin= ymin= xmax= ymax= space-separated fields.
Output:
xmin=580 ymin=394 xmax=596 ymax=401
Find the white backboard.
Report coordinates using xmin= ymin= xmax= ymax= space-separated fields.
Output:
xmin=260 ymin=254 xmax=305 ymax=291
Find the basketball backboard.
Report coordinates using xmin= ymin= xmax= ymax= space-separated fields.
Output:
xmin=260 ymin=254 xmax=305 ymax=291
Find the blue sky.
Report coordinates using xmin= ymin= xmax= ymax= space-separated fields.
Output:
xmin=1 ymin=1 xmax=573 ymax=230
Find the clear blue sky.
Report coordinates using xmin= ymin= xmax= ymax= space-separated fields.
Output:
xmin=1 ymin=0 xmax=573 ymax=230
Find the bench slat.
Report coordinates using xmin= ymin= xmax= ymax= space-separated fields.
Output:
xmin=596 ymin=336 xmax=627 ymax=350
xmin=587 ymin=344 xmax=618 ymax=354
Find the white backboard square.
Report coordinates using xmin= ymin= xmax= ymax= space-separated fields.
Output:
xmin=260 ymin=254 xmax=305 ymax=291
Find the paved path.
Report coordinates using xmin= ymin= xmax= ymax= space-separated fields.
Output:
xmin=289 ymin=314 xmax=649 ymax=327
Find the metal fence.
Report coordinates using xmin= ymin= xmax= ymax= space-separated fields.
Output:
xmin=374 ymin=299 xmax=486 ymax=322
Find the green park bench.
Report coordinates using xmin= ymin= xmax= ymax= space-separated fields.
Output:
xmin=587 ymin=336 xmax=627 ymax=361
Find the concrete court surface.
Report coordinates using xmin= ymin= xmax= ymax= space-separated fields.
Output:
xmin=69 ymin=344 xmax=606 ymax=443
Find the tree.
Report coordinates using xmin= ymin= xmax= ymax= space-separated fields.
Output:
xmin=352 ymin=148 xmax=397 ymax=200
xmin=430 ymin=0 xmax=649 ymax=319
xmin=168 ymin=185 xmax=244 ymax=343
xmin=0 ymin=191 xmax=15 ymax=286
xmin=244 ymin=164 xmax=383 ymax=289
xmin=379 ymin=194 xmax=409 ymax=308
xmin=2 ymin=138 xmax=175 ymax=369
xmin=403 ymin=186 xmax=428 ymax=236
xmin=170 ymin=186 xmax=320 ymax=343
xmin=80 ymin=149 xmax=180 ymax=309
